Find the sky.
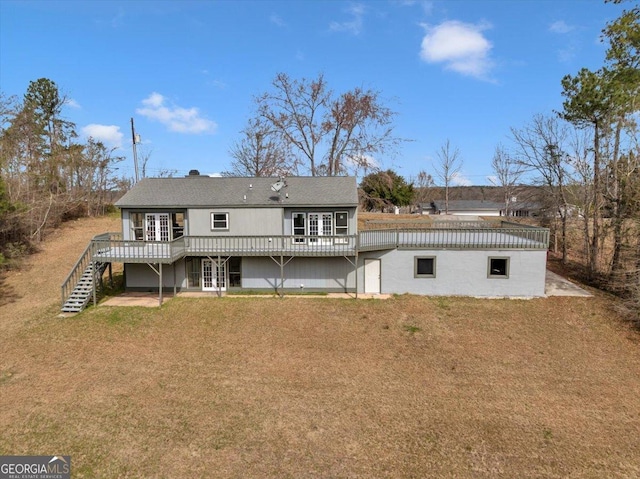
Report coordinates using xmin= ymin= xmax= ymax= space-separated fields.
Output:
xmin=0 ymin=0 xmax=626 ymax=185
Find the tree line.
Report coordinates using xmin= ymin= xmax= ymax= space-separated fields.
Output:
xmin=0 ymin=78 xmax=127 ymax=267
xmin=508 ymin=1 xmax=639 ymax=311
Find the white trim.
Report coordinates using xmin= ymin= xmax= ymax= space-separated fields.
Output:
xmin=211 ymin=212 xmax=229 ymax=230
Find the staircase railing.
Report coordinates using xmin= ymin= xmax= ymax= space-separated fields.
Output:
xmin=61 ymin=241 xmax=94 ymax=309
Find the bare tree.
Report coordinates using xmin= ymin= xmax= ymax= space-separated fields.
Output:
xmin=491 ymin=144 xmax=524 ymax=217
xmin=254 ymin=72 xmax=401 ymax=176
xmin=411 ymin=170 xmax=435 ymax=206
xmin=433 ymin=139 xmax=463 ymax=214
xmin=226 ymin=118 xmax=295 ymax=177
xmin=511 ymin=115 xmax=574 ymax=263
xmin=138 ymin=147 xmax=152 ymax=179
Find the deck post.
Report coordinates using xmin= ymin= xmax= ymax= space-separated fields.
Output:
xmin=92 ymin=260 xmax=97 ymax=307
xmin=280 ymin=254 xmax=284 ymax=298
xmin=217 ymin=255 xmax=222 ymax=298
xmin=173 ymin=263 xmax=177 ymax=297
xmin=108 ymin=262 xmax=113 ymax=288
xmin=355 ymin=253 xmax=358 ymax=299
xmin=159 ymin=263 xmax=163 ymax=307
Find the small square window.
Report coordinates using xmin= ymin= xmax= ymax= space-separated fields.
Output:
xmin=488 ymin=257 xmax=509 ymax=278
xmin=211 ymin=212 xmax=229 ymax=230
xmin=415 ymin=257 xmax=436 ymax=278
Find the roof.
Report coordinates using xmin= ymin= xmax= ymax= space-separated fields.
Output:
xmin=432 ymin=200 xmax=504 ymax=212
xmin=115 ymin=176 xmax=359 ymax=208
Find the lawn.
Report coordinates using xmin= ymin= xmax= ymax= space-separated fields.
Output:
xmin=1 ymin=294 xmax=640 ymax=478
xmin=1 ymin=215 xmax=639 ymax=477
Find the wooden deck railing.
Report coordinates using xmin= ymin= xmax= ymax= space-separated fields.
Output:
xmin=358 ymin=227 xmax=549 ymax=251
xmin=88 ymin=233 xmax=358 ymax=262
xmin=84 ymin=225 xmax=549 ymax=263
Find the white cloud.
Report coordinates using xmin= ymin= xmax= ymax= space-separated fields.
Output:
xmin=396 ymin=1 xmax=433 ymax=15
xmin=451 ymin=171 xmax=472 ymax=186
xmin=66 ymin=98 xmax=81 ymax=109
xmin=136 ymin=93 xmax=217 ymax=134
xmin=81 ymin=124 xmax=123 ymax=149
xmin=329 ymin=3 xmax=365 ymax=35
xmin=549 ymin=20 xmax=574 ymax=34
xmin=270 ymin=13 xmax=286 ymax=27
xmin=549 ymin=20 xmax=577 ymax=63
xmin=420 ymin=20 xmax=494 ymax=79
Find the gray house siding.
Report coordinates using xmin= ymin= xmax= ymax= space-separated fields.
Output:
xmin=242 ymin=257 xmax=355 ymax=291
xmin=124 ymin=261 xmax=187 ymax=290
xmin=187 ymin=207 xmax=283 ymax=236
xmin=358 ymin=249 xmax=547 ymax=297
xmin=123 ymin=256 xmax=355 ymax=292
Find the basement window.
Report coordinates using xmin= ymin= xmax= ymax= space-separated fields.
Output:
xmin=414 ymin=257 xmax=436 ymax=278
xmin=488 ymin=257 xmax=509 ymax=278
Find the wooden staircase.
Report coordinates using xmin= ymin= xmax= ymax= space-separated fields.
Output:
xmin=61 ymin=262 xmax=109 ymax=313
xmin=61 ymin=240 xmax=110 ymax=313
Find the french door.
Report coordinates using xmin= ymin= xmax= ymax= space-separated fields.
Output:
xmin=202 ymin=259 xmax=226 ymax=291
xmin=145 ymin=213 xmax=170 ymax=241
xmin=308 ymin=213 xmax=333 ymax=244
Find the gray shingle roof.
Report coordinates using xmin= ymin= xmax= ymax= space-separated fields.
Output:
xmin=115 ymin=176 xmax=358 ymax=208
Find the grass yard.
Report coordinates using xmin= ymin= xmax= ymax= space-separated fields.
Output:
xmin=1 ymin=215 xmax=640 ymax=477
xmin=2 ymin=296 xmax=640 ymax=478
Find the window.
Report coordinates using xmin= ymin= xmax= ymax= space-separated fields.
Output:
xmin=211 ymin=212 xmax=229 ymax=230
xmin=228 ymin=257 xmax=242 ymax=288
xmin=488 ymin=257 xmax=509 ymax=278
xmin=292 ymin=211 xmax=349 ymax=244
xmin=415 ymin=257 xmax=436 ymax=278
xmin=172 ymin=212 xmax=184 ymax=239
xmin=130 ymin=213 xmax=144 ymax=240
xmin=185 ymin=257 xmax=200 ymax=288
xmin=292 ymin=212 xmax=306 ymax=243
xmin=334 ymin=211 xmax=349 ymax=244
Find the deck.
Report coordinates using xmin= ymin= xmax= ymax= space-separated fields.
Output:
xmin=89 ymin=223 xmax=549 ymax=263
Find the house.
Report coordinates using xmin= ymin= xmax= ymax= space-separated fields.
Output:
xmin=61 ymin=176 xmax=550 ymax=312
xmin=420 ymin=200 xmax=540 ymax=217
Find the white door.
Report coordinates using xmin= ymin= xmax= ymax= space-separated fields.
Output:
xmin=202 ymin=259 xmax=226 ymax=291
xmin=308 ymin=213 xmax=333 ymax=244
xmin=364 ymin=259 xmax=381 ymax=294
xmin=145 ymin=213 xmax=170 ymax=241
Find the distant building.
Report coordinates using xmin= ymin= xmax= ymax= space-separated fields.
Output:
xmin=419 ymin=199 xmax=541 ymax=217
